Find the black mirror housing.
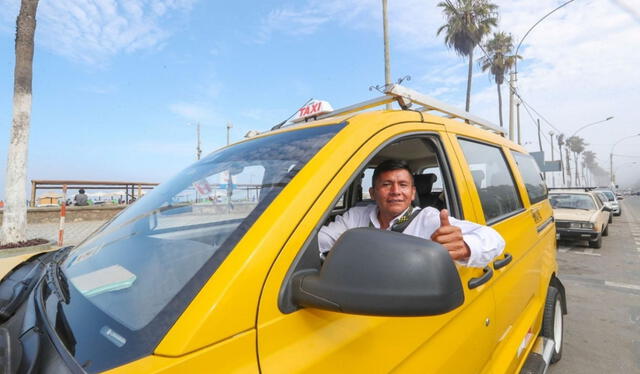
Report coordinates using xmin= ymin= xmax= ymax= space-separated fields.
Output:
xmin=603 ymin=206 xmax=612 ymax=212
xmin=291 ymin=228 xmax=464 ymax=316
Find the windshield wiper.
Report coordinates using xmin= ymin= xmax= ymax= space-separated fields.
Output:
xmin=45 ymin=247 xmax=73 ymax=304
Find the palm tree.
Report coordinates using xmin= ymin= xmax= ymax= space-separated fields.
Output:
xmin=557 ymin=134 xmax=566 ymax=186
xmin=566 ymin=136 xmax=587 ymax=186
xmin=582 ymin=150 xmax=596 ymax=185
xmin=479 ymin=32 xmax=520 ymax=127
xmin=437 ymin=0 xmax=498 ymax=112
xmin=1 ymin=0 xmax=39 ymax=245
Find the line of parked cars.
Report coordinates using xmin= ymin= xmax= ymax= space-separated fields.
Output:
xmin=549 ymin=187 xmax=621 ymax=248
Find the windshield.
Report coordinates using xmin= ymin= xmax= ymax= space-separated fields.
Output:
xmin=601 ymin=191 xmax=615 ymax=201
xmin=549 ymin=194 xmax=596 ymax=210
xmin=47 ymin=123 xmax=344 ymax=372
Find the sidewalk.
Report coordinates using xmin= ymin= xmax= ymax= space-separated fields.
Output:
xmin=0 ymin=220 xmax=106 ymax=277
xmin=26 ymin=220 xmax=106 ymax=247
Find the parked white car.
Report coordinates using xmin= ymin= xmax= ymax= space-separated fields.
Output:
xmin=595 ymin=188 xmax=621 ymax=216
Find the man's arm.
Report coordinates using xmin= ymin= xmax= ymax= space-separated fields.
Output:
xmin=318 ymin=206 xmax=369 ymax=258
xmin=430 ymin=209 xmax=505 ymax=268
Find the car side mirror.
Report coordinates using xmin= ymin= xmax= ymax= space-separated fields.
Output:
xmin=290 ymin=228 xmax=464 ymax=316
xmin=603 ymin=206 xmax=612 ymax=212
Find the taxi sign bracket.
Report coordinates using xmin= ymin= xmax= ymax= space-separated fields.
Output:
xmin=278 ymin=84 xmax=504 ymax=137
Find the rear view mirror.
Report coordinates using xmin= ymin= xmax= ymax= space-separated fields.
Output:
xmin=290 ymin=228 xmax=464 ymax=316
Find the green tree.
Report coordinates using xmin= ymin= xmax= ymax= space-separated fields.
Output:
xmin=479 ymin=31 xmax=520 ymax=127
xmin=1 ymin=0 xmax=40 ymax=244
xmin=437 ymin=0 xmax=498 ymax=112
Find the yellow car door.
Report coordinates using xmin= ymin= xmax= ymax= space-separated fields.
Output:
xmin=449 ymin=135 xmax=547 ymax=373
xmin=256 ymin=122 xmax=498 ymax=373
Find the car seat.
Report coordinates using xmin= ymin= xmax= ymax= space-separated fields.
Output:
xmin=413 ymin=173 xmax=443 ymax=210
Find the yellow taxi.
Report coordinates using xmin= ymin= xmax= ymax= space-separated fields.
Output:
xmin=0 ymin=85 xmax=565 ymax=373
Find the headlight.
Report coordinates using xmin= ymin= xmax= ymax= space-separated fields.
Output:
xmin=569 ymin=222 xmax=594 ymax=229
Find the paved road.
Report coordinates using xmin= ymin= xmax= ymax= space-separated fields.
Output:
xmin=549 ymin=196 xmax=640 ymax=374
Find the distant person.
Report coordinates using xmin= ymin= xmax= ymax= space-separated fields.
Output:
xmin=74 ymin=189 xmax=89 ymax=206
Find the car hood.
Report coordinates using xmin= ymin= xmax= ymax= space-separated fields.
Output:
xmin=553 ymin=208 xmax=597 ymax=222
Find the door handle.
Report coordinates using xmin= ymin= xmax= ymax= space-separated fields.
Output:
xmin=493 ymin=252 xmax=512 ymax=270
xmin=468 ymin=266 xmax=493 ymax=289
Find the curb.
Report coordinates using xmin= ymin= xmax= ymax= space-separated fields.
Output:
xmin=0 ymin=240 xmax=58 ymax=259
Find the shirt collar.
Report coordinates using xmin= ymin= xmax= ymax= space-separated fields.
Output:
xmin=369 ymin=206 xmax=419 ymax=230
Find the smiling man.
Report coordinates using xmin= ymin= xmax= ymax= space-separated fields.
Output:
xmin=318 ymin=160 xmax=505 ymax=268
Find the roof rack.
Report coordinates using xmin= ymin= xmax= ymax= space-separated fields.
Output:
xmin=292 ymin=84 xmax=505 ymax=137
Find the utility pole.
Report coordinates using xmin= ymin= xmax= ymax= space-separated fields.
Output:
xmin=558 ymin=137 xmax=565 ymax=187
xmin=537 ymin=119 xmax=542 ymax=152
xmin=382 ymin=0 xmax=391 ymax=110
xmin=196 ymin=122 xmax=202 ymax=160
xmin=565 ymin=147 xmax=571 ymax=187
xmin=610 ymin=153 xmax=614 ymax=185
xmin=508 ymin=72 xmax=517 ymax=142
xmin=549 ymin=132 xmax=555 ymax=187
xmin=517 ymin=102 xmax=522 ymax=145
xmin=226 ymin=122 xmax=233 ymax=145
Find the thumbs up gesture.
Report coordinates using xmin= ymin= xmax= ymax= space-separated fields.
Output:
xmin=430 ymin=209 xmax=470 ymax=261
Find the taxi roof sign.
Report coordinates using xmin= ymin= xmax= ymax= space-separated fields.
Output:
xmin=291 ymin=100 xmax=333 ymax=123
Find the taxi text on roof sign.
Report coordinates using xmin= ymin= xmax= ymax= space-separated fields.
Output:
xmin=291 ymin=100 xmax=334 ymax=123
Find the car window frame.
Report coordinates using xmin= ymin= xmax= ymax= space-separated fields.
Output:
xmin=510 ymin=150 xmax=548 ymax=205
xmin=278 ymin=131 xmax=462 ymax=314
xmin=456 ymin=136 xmax=526 ymax=225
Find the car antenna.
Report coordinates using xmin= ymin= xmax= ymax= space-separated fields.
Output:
xmin=271 ymin=98 xmax=314 ymax=130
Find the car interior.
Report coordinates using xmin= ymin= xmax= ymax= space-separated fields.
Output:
xmin=279 ymin=135 xmax=460 ymax=313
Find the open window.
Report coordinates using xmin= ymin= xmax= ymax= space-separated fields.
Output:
xmin=279 ymin=134 xmax=461 ymax=313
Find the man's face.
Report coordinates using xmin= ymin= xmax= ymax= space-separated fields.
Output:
xmin=369 ymin=169 xmax=416 ymax=218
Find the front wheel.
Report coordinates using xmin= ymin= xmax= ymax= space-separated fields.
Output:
xmin=608 ymin=214 xmax=613 ymax=224
xmin=589 ymin=235 xmax=602 ymax=249
xmin=542 ymin=287 xmax=564 ymax=364
xmin=603 ymin=225 xmax=609 ymax=237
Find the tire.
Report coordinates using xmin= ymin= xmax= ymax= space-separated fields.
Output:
xmin=608 ymin=214 xmax=613 ymax=224
xmin=589 ymin=235 xmax=602 ymax=249
xmin=541 ymin=287 xmax=563 ymax=364
xmin=603 ymin=224 xmax=609 ymax=237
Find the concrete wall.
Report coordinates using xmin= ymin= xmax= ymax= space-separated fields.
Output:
xmin=1 ymin=202 xmax=259 ymax=224
xmin=0 ymin=205 xmax=126 ymax=224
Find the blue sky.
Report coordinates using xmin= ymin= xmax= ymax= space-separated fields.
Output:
xmin=0 ymin=0 xmax=639 ymax=199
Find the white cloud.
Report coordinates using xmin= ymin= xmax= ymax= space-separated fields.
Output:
xmin=0 ymin=0 xmax=196 ymax=65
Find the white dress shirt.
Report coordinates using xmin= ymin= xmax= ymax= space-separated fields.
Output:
xmin=318 ymin=205 xmax=505 ymax=268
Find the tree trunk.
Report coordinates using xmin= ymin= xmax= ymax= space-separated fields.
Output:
xmin=465 ymin=49 xmax=473 ymax=112
xmin=559 ymin=143 xmax=565 ymax=186
xmin=1 ymin=0 xmax=39 ymax=245
xmin=574 ymin=152 xmax=580 ymax=186
xmin=496 ymin=82 xmax=503 ymax=128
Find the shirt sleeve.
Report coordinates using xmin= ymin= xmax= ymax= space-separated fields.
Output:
xmin=318 ymin=208 xmax=357 ymax=257
xmin=450 ymin=216 xmax=505 ymax=268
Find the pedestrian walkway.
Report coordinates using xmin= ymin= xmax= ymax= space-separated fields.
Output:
xmin=27 ymin=220 xmax=107 ymax=246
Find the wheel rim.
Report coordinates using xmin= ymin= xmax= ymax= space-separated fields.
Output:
xmin=553 ymin=300 xmax=563 ymax=353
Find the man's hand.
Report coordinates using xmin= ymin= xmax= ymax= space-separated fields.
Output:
xmin=430 ymin=209 xmax=471 ymax=261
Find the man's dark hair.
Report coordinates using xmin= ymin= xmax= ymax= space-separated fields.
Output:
xmin=79 ymin=189 xmax=85 ymax=194
xmin=372 ymin=159 xmax=413 ymax=186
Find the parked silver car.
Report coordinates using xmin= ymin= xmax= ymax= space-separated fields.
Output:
xmin=595 ymin=188 xmax=621 ymax=216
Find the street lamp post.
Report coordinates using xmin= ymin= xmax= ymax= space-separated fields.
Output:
xmin=610 ymin=133 xmax=640 ymax=185
xmin=226 ymin=122 xmax=233 ymax=145
xmin=509 ymin=0 xmax=576 ymax=142
xmin=186 ymin=122 xmax=202 ymax=160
